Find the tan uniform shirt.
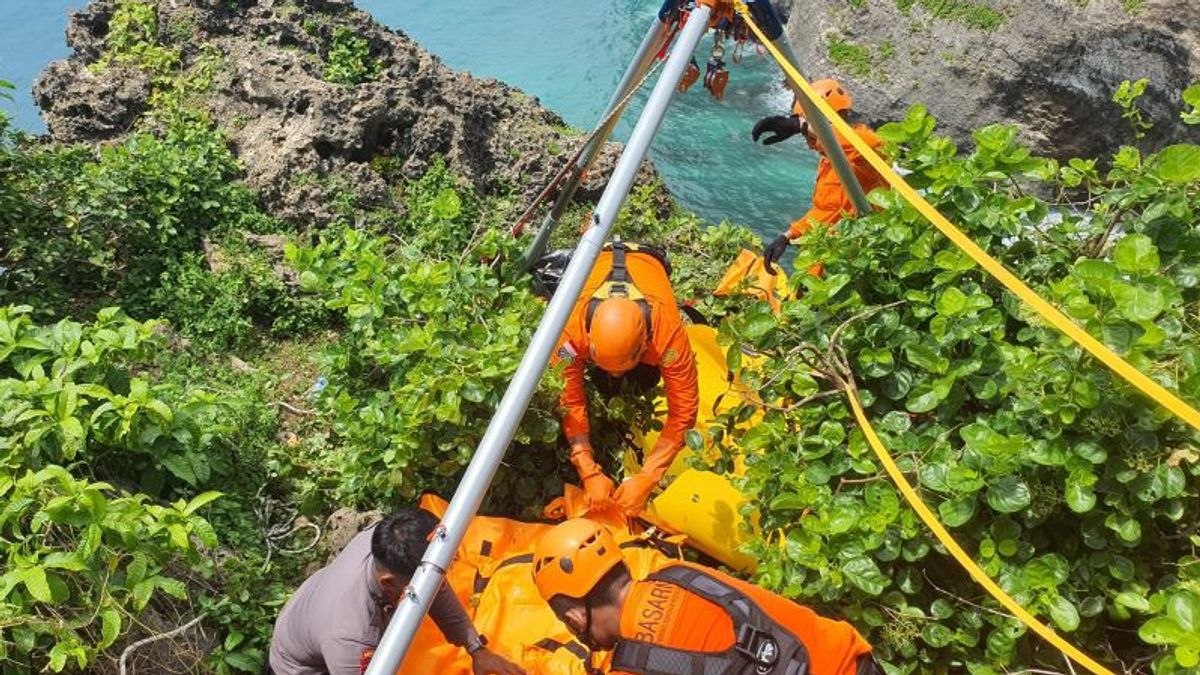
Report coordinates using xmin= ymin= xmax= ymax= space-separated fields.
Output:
xmin=269 ymin=525 xmax=476 ymax=675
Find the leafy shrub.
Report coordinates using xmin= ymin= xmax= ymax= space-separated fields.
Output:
xmin=324 ymin=26 xmax=381 ymax=86
xmin=288 ymin=163 xmax=569 ymax=513
xmin=0 ymin=305 xmax=228 ymax=493
xmin=95 ymin=0 xmax=181 ymax=76
xmin=0 ymin=466 xmax=218 ymax=672
xmin=0 ymin=110 xmax=272 ymax=317
xmin=709 ymin=103 xmax=1200 ymax=672
xmin=145 ymin=234 xmax=331 ymax=352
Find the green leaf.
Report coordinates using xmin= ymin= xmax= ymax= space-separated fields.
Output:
xmin=19 ymin=566 xmax=52 ymax=603
xmin=1111 ymin=282 xmax=1164 ymax=322
xmin=1106 ymin=513 xmax=1143 ymax=543
xmin=168 ymin=524 xmax=191 ymax=549
xmin=936 ymin=287 xmax=967 ymax=316
xmin=1156 ymin=144 xmax=1200 ymax=183
xmin=183 ymin=490 xmax=223 ymax=516
xmin=905 ymin=384 xmax=943 ymax=413
xmin=132 ymin=579 xmax=155 ymax=610
xmin=904 ymin=343 xmax=949 ymax=374
xmin=156 ymin=576 xmax=188 ymax=600
xmin=1167 ymin=591 xmax=1199 ymax=632
xmin=223 ymin=650 xmax=263 ymax=672
xmin=842 ymin=556 xmax=889 ymax=595
xmin=1049 ymin=596 xmax=1080 ymax=632
xmin=938 ymin=496 xmax=976 ymax=527
xmin=1064 ymin=480 xmax=1096 ymax=513
xmin=100 ymin=608 xmax=122 ymax=649
xmin=986 ymin=476 xmax=1031 ymax=513
xmin=1140 ymin=616 xmax=1185 ymax=644
xmin=1112 ymin=234 xmax=1160 ymax=274
xmin=1116 ymin=592 xmax=1151 ymax=613
xmin=160 ymin=453 xmax=198 ymax=485
xmin=921 ymin=622 xmax=954 ymax=647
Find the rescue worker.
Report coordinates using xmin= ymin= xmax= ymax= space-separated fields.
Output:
xmin=550 ymin=240 xmax=699 ymax=517
xmin=752 ymin=79 xmax=887 ymax=275
xmin=531 ymin=519 xmax=879 ymax=675
xmin=268 ymin=508 xmax=525 ymax=675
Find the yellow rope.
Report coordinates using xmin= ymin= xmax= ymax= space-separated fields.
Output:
xmin=733 ymin=0 xmax=1200 ymax=435
xmin=730 ymin=3 xmax=1134 ymax=671
xmin=842 ymin=383 xmax=1115 ymax=675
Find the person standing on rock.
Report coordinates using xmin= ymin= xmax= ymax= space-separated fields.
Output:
xmin=549 ymin=240 xmax=699 ymax=518
xmin=752 ymin=79 xmax=887 ymax=276
xmin=268 ymin=508 xmax=526 ymax=675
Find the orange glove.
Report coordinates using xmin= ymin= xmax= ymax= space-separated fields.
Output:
xmin=613 ymin=473 xmax=659 ymax=517
xmin=570 ymin=440 xmax=615 ymax=505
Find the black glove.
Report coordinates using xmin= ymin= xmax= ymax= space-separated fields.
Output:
xmin=763 ymin=234 xmax=790 ymax=275
xmin=752 ymin=115 xmax=806 ymax=145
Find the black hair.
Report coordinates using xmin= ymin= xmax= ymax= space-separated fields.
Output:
xmin=370 ymin=508 xmax=439 ymax=578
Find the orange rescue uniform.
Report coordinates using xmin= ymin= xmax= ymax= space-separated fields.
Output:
xmin=612 ymin=561 xmax=872 ymax=675
xmin=787 ymin=104 xmax=887 ymax=240
xmin=550 ymin=250 xmax=699 ymax=484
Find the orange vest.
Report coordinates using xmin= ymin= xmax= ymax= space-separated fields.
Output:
xmin=612 ymin=562 xmax=872 ymax=675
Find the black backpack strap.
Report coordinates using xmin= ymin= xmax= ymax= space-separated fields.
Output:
xmin=611 ymin=640 xmax=736 ymax=675
xmin=585 ymin=241 xmax=654 ymax=342
xmin=609 ymin=566 xmax=810 ymax=675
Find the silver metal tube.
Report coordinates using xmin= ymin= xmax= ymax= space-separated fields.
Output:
xmin=361 ymin=7 xmax=713 ymax=674
xmin=773 ymin=39 xmax=873 ymax=216
xmin=522 ymin=18 xmax=671 ymax=270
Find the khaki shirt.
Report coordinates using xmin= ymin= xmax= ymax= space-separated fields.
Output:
xmin=269 ymin=525 xmax=477 ymax=675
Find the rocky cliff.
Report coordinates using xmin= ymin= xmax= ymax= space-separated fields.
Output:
xmin=33 ymin=0 xmax=641 ymax=225
xmin=779 ymin=0 xmax=1200 ymax=159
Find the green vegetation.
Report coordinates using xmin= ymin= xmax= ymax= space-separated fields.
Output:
xmin=828 ymin=36 xmax=874 ymax=79
xmin=713 ymin=104 xmax=1200 ymax=672
xmin=324 ymin=26 xmax=381 ymax=85
xmin=895 ymin=0 xmax=1006 ymax=31
xmin=1115 ymin=78 xmax=1154 ymax=140
xmin=2 ymin=0 xmax=1199 ymax=672
xmin=827 ymin=35 xmax=896 ymax=80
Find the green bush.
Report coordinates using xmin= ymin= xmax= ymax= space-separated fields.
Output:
xmin=0 ymin=305 xmax=230 ymax=493
xmin=288 ymin=164 xmax=568 ymax=513
xmin=324 ymin=26 xmax=381 ymax=86
xmin=0 ymin=108 xmax=272 ymax=317
xmin=709 ymin=104 xmax=1200 ymax=672
xmin=0 ymin=466 xmax=219 ymax=672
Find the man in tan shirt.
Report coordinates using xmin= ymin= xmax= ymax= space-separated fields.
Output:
xmin=268 ymin=508 xmax=525 ymax=675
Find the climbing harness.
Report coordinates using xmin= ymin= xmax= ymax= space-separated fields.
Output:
xmin=584 ymin=240 xmax=672 ymax=341
xmin=610 ymin=565 xmax=810 ymax=675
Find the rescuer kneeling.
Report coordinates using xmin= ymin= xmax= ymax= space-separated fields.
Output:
xmin=532 ymin=519 xmax=880 ymax=675
xmin=549 ymin=240 xmax=699 ymax=517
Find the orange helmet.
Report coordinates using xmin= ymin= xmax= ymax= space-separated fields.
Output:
xmin=812 ymin=79 xmax=853 ymax=113
xmin=587 ymin=298 xmax=647 ymax=375
xmin=533 ymin=519 xmax=623 ymax=603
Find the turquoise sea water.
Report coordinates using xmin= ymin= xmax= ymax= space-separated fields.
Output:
xmin=1 ymin=1 xmax=818 ymax=239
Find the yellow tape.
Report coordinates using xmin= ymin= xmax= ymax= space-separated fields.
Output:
xmin=733 ymin=1 xmax=1200 ymax=435
xmin=843 ymin=384 xmax=1115 ymax=675
xmin=734 ymin=4 xmax=1120 ymax=671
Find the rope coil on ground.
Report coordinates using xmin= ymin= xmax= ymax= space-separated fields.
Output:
xmin=733 ymin=0 xmax=1200 ymax=435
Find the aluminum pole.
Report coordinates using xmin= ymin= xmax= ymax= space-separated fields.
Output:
xmin=361 ymin=6 xmax=713 ymax=674
xmin=522 ymin=17 xmax=671 ymax=270
xmin=745 ymin=0 xmax=872 ymax=215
